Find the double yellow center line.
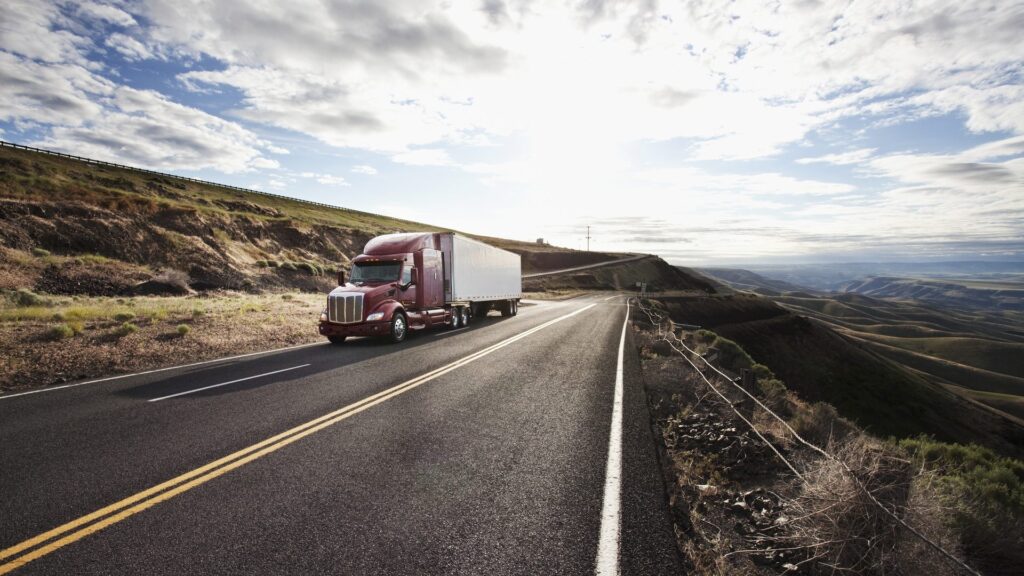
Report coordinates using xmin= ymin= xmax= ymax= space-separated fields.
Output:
xmin=0 ymin=302 xmax=597 ymax=574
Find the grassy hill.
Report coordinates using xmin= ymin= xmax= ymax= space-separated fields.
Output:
xmin=652 ymin=293 xmax=1024 ymax=458
xmin=0 ymin=143 xmax=623 ymax=295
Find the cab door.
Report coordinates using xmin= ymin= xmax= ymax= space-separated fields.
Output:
xmin=414 ymin=249 xmax=444 ymax=309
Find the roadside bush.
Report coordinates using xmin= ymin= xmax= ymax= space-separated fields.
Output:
xmin=8 ymin=289 xmax=47 ymax=307
xmin=255 ymin=260 xmax=269 ymax=268
xmin=789 ymin=401 xmax=856 ymax=446
xmin=266 ymin=260 xmax=280 ymax=268
xmin=757 ymin=377 xmax=790 ymax=415
xmin=176 ymin=324 xmax=191 ymax=336
xmin=113 ymin=311 xmax=136 ymax=322
xmin=52 ymin=312 xmax=65 ymax=321
xmin=115 ymin=322 xmax=138 ymax=337
xmin=32 ymin=247 xmax=51 ymax=257
xmin=191 ymin=307 xmax=205 ymax=317
xmin=49 ymin=323 xmax=75 ymax=340
xmin=897 ymin=436 xmax=1024 ymax=573
xmin=280 ymin=261 xmax=297 ymax=271
xmin=298 ymin=261 xmax=323 ymax=276
xmin=711 ymin=335 xmax=754 ymax=371
xmin=786 ymin=437 xmax=955 ymax=575
xmin=281 ymin=294 xmax=294 ymax=300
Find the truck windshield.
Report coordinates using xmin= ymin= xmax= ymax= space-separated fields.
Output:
xmin=350 ymin=261 xmax=402 ymax=284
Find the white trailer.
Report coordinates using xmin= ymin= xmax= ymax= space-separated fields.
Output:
xmin=440 ymin=233 xmax=521 ymax=306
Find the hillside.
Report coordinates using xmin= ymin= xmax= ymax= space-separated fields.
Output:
xmin=841 ymin=275 xmax=1024 ymax=313
xmin=776 ymin=292 xmax=1024 ymax=422
xmin=0 ymin=144 xmax=620 ymax=296
xmin=652 ymin=293 xmax=1024 ymax=458
xmin=696 ymin=266 xmax=818 ymax=296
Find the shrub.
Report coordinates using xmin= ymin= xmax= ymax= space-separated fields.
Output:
xmin=191 ymin=307 xmax=205 ymax=317
xmin=113 ymin=311 xmax=136 ymax=322
xmin=267 ymin=260 xmax=280 ymax=268
xmin=49 ymin=323 xmax=75 ymax=340
xmin=711 ymin=335 xmax=754 ymax=371
xmin=68 ymin=321 xmax=84 ymax=334
xmin=32 ymin=247 xmax=51 ymax=257
xmin=787 ymin=437 xmax=938 ymax=574
xmin=789 ymin=401 xmax=856 ymax=446
xmin=256 ymin=260 xmax=269 ymax=268
xmin=11 ymin=289 xmax=46 ymax=307
xmin=52 ymin=312 xmax=65 ymax=321
xmin=176 ymin=324 xmax=191 ymax=336
xmin=115 ymin=322 xmax=138 ymax=337
xmin=281 ymin=293 xmax=294 ymax=300
xmin=757 ymin=377 xmax=790 ymax=414
xmin=280 ymin=261 xmax=297 ymax=271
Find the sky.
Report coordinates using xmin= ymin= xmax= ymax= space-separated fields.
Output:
xmin=1 ymin=0 xmax=1022 ymax=265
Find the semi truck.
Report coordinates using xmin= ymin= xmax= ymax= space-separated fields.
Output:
xmin=318 ymin=232 xmax=522 ymax=344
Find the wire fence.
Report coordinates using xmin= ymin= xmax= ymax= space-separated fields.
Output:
xmin=0 ymin=139 xmax=398 ymax=222
xmin=631 ymin=297 xmax=983 ymax=576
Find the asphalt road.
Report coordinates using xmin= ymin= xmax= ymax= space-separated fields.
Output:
xmin=0 ymin=295 xmax=683 ymax=575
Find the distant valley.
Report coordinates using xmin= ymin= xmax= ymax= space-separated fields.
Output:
xmin=699 ymin=265 xmax=1024 ymax=424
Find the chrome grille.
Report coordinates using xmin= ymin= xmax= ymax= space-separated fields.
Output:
xmin=328 ymin=293 xmax=364 ymax=324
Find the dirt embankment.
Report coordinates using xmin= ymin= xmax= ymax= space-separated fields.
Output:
xmin=0 ymin=197 xmax=374 ymax=294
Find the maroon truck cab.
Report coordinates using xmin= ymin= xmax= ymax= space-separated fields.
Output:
xmin=318 ymin=232 xmax=520 ymax=344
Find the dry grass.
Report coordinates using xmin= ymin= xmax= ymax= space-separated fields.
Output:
xmin=785 ymin=437 xmax=959 ymax=575
xmin=0 ymin=292 xmax=325 ymax=391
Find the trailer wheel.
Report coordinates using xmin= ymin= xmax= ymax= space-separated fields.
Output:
xmin=449 ymin=307 xmax=461 ymax=330
xmin=390 ymin=312 xmax=408 ymax=343
xmin=327 ymin=335 xmax=346 ymax=345
xmin=500 ymin=300 xmax=513 ymax=317
xmin=460 ymin=306 xmax=470 ymax=327
xmin=511 ymin=300 xmax=518 ymax=316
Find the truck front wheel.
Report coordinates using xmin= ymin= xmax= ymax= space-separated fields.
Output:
xmin=390 ymin=313 xmax=408 ymax=343
xmin=327 ymin=335 xmax=346 ymax=345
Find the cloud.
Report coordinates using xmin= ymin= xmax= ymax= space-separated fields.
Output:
xmin=351 ymin=164 xmax=377 ymax=175
xmin=391 ymin=148 xmax=451 ymax=166
xmin=797 ymin=148 xmax=876 ymax=166
xmin=105 ymin=33 xmax=153 ymax=61
xmin=0 ymin=2 xmax=279 ymax=172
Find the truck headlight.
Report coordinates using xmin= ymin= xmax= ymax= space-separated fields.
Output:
xmin=320 ymin=310 xmax=328 ymax=322
xmin=366 ymin=312 xmax=384 ymax=322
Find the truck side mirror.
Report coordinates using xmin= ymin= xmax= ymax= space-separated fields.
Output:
xmin=410 ymin=267 xmax=419 ymax=286
xmin=337 ymin=270 xmax=345 ymax=286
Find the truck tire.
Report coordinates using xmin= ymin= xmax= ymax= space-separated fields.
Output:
xmin=449 ymin=307 xmax=461 ymax=330
xmin=460 ymin=306 xmax=470 ymax=327
xmin=511 ymin=300 xmax=518 ymax=316
xmin=390 ymin=312 xmax=408 ymax=343
xmin=327 ymin=335 xmax=346 ymax=345
xmin=500 ymin=300 xmax=513 ymax=317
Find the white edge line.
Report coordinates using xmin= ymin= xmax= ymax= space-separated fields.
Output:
xmin=0 ymin=342 xmax=325 ymax=401
xmin=148 ymin=364 xmax=311 ymax=402
xmin=596 ymin=297 xmax=629 ymax=576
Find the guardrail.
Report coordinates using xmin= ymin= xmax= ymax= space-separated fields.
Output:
xmin=0 ymin=139 xmax=396 ymax=221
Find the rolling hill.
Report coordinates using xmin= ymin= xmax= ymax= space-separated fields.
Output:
xmin=0 ymin=143 xmax=632 ymax=296
xmin=653 ymin=293 xmax=1024 ymax=458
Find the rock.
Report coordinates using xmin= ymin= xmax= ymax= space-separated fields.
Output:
xmin=131 ymin=279 xmax=193 ymax=296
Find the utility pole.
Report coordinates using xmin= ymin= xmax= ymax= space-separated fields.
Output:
xmin=586 ymin=225 xmax=591 ymax=252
